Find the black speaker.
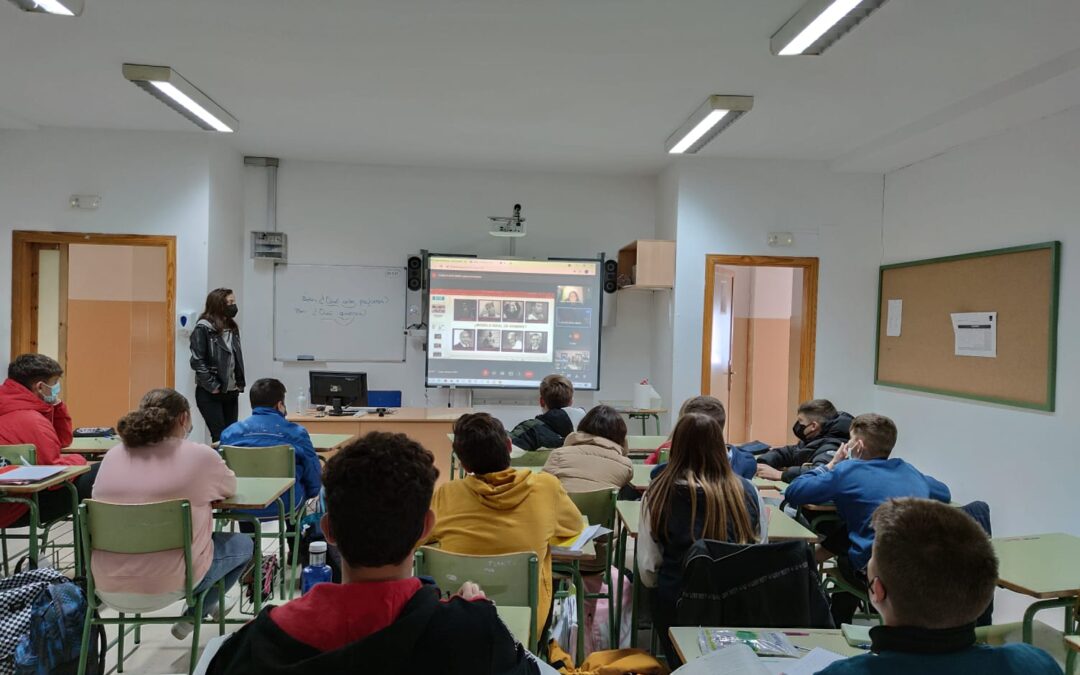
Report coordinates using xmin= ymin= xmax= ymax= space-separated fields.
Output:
xmin=407 ymin=255 xmax=423 ymax=292
xmin=603 ymin=259 xmax=618 ymax=294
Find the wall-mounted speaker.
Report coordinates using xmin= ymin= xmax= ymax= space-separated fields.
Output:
xmin=407 ymin=255 xmax=424 ymax=292
xmin=603 ymin=259 xmax=618 ymax=294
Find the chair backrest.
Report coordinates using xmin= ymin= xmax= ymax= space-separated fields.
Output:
xmin=415 ymin=546 xmax=539 ymax=642
xmin=0 ymin=444 xmax=36 ymax=465
xmin=509 ymin=449 xmax=551 ymax=468
xmin=675 ymin=538 xmax=833 ymax=629
xmin=80 ymin=499 xmax=197 ymax=607
xmin=367 ymin=390 xmax=402 ymax=408
xmin=568 ymin=489 xmax=616 ymax=530
xmin=220 ymin=444 xmax=296 ymax=479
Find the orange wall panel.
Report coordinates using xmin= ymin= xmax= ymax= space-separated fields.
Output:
xmin=748 ymin=318 xmax=792 ymax=446
xmin=66 ymin=300 xmax=132 ymax=428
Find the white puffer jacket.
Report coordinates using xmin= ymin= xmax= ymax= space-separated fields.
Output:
xmin=542 ymin=431 xmax=634 ymax=493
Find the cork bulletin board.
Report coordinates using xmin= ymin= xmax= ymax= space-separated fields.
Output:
xmin=875 ymin=242 xmax=1060 ymax=411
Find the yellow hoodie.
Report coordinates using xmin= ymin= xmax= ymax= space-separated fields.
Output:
xmin=428 ymin=468 xmax=583 ymax=635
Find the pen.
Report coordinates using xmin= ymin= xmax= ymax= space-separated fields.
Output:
xmin=783 ymin=631 xmax=810 ymax=636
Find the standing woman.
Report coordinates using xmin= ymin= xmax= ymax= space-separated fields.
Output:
xmin=190 ymin=288 xmax=245 ymax=442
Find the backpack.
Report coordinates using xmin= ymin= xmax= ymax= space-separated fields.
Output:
xmin=12 ymin=576 xmax=105 ymax=675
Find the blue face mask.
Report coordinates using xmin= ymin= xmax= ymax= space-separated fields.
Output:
xmin=42 ymin=381 xmax=61 ymax=404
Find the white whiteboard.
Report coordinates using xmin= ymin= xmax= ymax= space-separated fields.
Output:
xmin=274 ymin=264 xmax=407 ymax=362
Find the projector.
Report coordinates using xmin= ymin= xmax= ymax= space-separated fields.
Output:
xmin=489 ymin=203 xmax=526 ymax=238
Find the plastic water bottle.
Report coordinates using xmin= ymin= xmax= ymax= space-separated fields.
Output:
xmin=296 ymin=391 xmax=307 ymax=415
xmin=302 ymin=541 xmax=333 ymax=594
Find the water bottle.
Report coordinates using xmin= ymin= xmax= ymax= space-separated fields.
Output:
xmin=296 ymin=391 xmax=307 ymax=415
xmin=302 ymin=541 xmax=333 ymax=594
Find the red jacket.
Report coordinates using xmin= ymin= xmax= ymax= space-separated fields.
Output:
xmin=0 ymin=378 xmax=86 ymax=527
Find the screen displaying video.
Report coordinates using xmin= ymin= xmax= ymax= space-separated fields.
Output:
xmin=426 ymin=256 xmax=603 ymax=389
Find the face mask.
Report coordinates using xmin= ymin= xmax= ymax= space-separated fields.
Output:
xmin=792 ymin=420 xmax=808 ymax=441
xmin=224 ymin=304 xmax=239 ymax=319
xmin=41 ymin=381 xmax=61 ymax=405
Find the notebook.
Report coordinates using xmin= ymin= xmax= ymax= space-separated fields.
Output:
xmin=672 ymin=644 xmax=846 ymax=675
xmin=0 ymin=466 xmax=67 ymax=485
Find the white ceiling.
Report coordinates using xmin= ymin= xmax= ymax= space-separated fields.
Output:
xmin=1 ymin=0 xmax=1079 ymax=174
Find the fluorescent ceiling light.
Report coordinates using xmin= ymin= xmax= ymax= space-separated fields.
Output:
xmin=665 ymin=95 xmax=753 ymax=155
xmin=771 ymin=0 xmax=889 ymax=56
xmin=8 ymin=0 xmax=83 ymax=15
xmin=122 ymin=64 xmax=238 ymax=133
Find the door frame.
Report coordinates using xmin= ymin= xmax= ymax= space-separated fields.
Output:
xmin=10 ymin=231 xmax=178 ymax=387
xmin=701 ymin=254 xmax=819 ymax=406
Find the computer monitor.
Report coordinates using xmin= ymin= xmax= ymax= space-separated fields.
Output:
xmin=309 ymin=371 xmax=368 ymax=416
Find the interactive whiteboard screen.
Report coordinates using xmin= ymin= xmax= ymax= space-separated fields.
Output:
xmin=425 ymin=257 xmax=602 ymax=389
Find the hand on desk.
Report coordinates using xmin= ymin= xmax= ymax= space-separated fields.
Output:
xmin=756 ymin=464 xmax=783 ymax=481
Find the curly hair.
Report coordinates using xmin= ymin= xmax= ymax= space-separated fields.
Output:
xmin=323 ymin=431 xmax=439 ymax=567
xmin=117 ymin=388 xmax=190 ymax=447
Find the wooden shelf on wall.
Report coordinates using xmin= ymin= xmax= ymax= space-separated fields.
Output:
xmin=617 ymin=240 xmax=675 ymax=290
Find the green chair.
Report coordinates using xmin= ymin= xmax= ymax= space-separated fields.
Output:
xmin=821 ymin=564 xmax=880 ymax=624
xmin=220 ymin=445 xmax=304 ymax=600
xmin=0 ymin=444 xmax=81 ymax=574
xmin=77 ymin=499 xmax=228 ymax=675
xmin=509 ymin=449 xmax=552 ymax=468
xmin=449 ymin=451 xmax=467 ymax=480
xmin=414 ymin=546 xmax=540 ymax=651
xmin=568 ymin=489 xmax=618 ymax=647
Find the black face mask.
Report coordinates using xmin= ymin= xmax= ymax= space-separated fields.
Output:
xmin=792 ymin=421 xmax=809 ymax=441
xmin=224 ymin=304 xmax=239 ymax=319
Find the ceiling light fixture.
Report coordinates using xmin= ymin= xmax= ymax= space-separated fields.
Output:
xmin=771 ymin=0 xmax=889 ymax=56
xmin=665 ymin=95 xmax=753 ymax=155
xmin=122 ymin=64 xmax=237 ymax=133
xmin=8 ymin=0 xmax=83 ymax=15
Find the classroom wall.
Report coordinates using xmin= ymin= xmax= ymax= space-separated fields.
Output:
xmin=878 ymin=107 xmax=1079 ymax=533
xmin=240 ymin=160 xmax=657 ymax=429
xmin=649 ymin=166 xmax=678 ymax=431
xmin=0 ymin=128 xmax=235 ymax=440
xmin=667 ymin=158 xmax=885 ymax=422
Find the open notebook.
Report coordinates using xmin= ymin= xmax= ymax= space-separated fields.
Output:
xmin=673 ymin=643 xmax=846 ymax=675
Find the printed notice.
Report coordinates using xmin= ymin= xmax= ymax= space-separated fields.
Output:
xmin=886 ymin=299 xmax=903 ymax=337
xmin=951 ymin=312 xmax=997 ymax=358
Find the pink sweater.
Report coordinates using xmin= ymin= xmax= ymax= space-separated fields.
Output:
xmin=91 ymin=438 xmax=236 ymax=595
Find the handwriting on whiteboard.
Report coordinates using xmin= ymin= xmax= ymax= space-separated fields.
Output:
xmin=293 ymin=294 xmax=392 ymax=326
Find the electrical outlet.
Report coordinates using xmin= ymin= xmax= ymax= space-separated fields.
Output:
xmin=768 ymin=232 xmax=794 ymax=247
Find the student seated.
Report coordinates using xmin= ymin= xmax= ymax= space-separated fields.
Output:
xmin=219 ymin=378 xmax=321 ymax=531
xmin=430 ymin=413 xmax=583 ymax=637
xmin=207 ymin=431 xmax=536 ymax=674
xmin=92 ymin=388 xmax=252 ymax=638
xmin=643 ymin=395 xmax=756 ymax=480
xmin=509 ymin=374 xmax=585 ymax=451
xmin=755 ymin=398 xmax=853 ymax=483
xmin=0 ymin=353 xmax=95 ymax=530
xmin=819 ymin=498 xmax=1062 ymax=675
xmin=638 ymin=413 xmax=767 ymax=663
xmin=542 ymin=404 xmax=633 ymax=494
xmin=784 ymin=413 xmax=950 ymax=625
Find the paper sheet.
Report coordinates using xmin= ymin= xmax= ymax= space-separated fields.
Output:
xmin=672 ymin=644 xmax=770 ymax=674
xmin=951 ymin=311 xmax=997 ymax=358
xmin=777 ymin=648 xmax=847 ymax=674
xmin=886 ymin=299 xmax=903 ymax=337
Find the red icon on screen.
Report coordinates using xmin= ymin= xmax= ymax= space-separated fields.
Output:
xmin=481 ymin=369 xmax=490 ymax=377
xmin=525 ymin=371 xmax=534 ymax=378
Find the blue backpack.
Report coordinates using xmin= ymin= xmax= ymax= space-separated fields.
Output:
xmin=13 ymin=576 xmax=104 ymax=675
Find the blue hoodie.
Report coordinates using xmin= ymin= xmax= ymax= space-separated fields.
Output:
xmin=219 ymin=407 xmax=322 ymax=519
xmin=784 ymin=457 xmax=951 ymax=571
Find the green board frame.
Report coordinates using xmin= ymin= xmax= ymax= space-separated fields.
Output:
xmin=874 ymin=241 xmax=1061 ymax=411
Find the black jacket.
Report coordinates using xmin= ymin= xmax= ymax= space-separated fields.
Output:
xmin=509 ymin=408 xmax=575 ymax=451
xmin=206 ymin=585 xmax=538 ymax=675
xmin=757 ymin=412 xmax=853 ymax=483
xmin=189 ymin=320 xmax=246 ymax=394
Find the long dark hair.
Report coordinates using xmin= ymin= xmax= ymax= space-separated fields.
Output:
xmin=117 ymin=388 xmax=190 ymax=447
xmin=644 ymin=413 xmax=755 ymax=544
xmin=199 ymin=288 xmax=238 ymax=333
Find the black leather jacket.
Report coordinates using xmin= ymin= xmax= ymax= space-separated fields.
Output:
xmin=189 ymin=320 xmax=246 ymax=393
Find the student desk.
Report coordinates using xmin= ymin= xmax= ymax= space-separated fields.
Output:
xmin=626 ymin=435 xmax=666 ymax=459
xmin=612 ymin=500 xmax=819 ymax=649
xmin=668 ymin=626 xmax=865 ymax=664
xmin=993 ymin=532 xmax=1080 ymax=660
xmin=602 ymin=403 xmax=667 ymax=435
xmin=213 ymin=476 xmax=295 ymax=616
xmin=307 ymin=433 xmax=355 ymax=453
xmin=630 ymin=467 xmax=788 ymax=494
xmin=290 ymin=408 xmax=472 ymax=486
xmin=62 ymin=437 xmax=119 ymax=458
xmin=0 ymin=464 xmax=91 ymax=569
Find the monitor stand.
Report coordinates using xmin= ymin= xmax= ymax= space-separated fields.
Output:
xmin=328 ymin=397 xmax=346 ymax=417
